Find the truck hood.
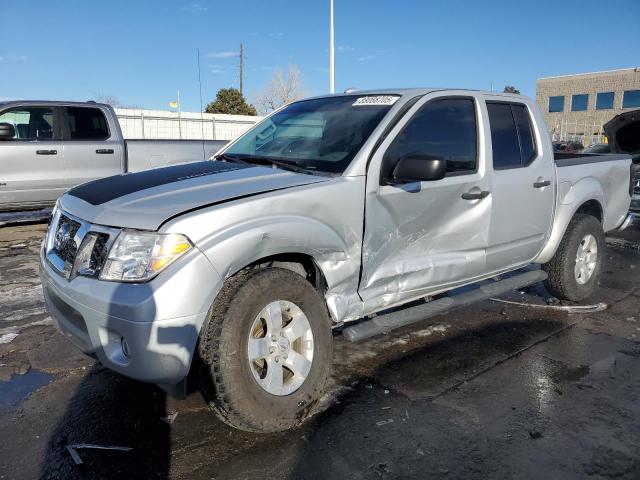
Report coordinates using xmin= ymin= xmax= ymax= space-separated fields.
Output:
xmin=604 ymin=109 xmax=640 ymax=161
xmin=59 ymin=161 xmax=330 ymax=230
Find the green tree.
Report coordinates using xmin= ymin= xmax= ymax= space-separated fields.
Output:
xmin=205 ymin=88 xmax=257 ymax=116
xmin=503 ymin=86 xmax=521 ymax=94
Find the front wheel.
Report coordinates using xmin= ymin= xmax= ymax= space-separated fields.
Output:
xmin=543 ymin=213 xmax=605 ymax=301
xmin=198 ymin=267 xmax=333 ymax=432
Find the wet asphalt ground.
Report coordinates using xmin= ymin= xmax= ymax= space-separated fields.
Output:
xmin=0 ymin=219 xmax=639 ymax=479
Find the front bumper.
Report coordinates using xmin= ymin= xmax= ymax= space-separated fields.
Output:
xmin=40 ymin=244 xmax=223 ymax=386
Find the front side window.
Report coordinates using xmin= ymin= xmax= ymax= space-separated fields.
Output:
xmin=571 ymin=94 xmax=589 ymax=111
xmin=622 ymin=90 xmax=640 ymax=109
xmin=66 ymin=107 xmax=110 ymax=140
xmin=0 ymin=106 xmax=58 ymax=140
xmin=383 ymin=98 xmax=478 ymax=178
xmin=548 ymin=96 xmax=564 ymax=112
xmin=596 ymin=92 xmax=614 ymax=110
xmin=224 ymin=95 xmax=397 ymax=174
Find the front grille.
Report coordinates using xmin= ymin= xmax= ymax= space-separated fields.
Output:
xmin=91 ymin=234 xmax=110 ymax=273
xmin=45 ymin=209 xmax=119 ymax=280
xmin=54 ymin=214 xmax=81 ymax=266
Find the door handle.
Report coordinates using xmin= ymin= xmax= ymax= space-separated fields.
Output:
xmin=96 ymin=149 xmax=114 ymax=154
xmin=36 ymin=149 xmax=57 ymax=155
xmin=461 ymin=190 xmax=490 ymax=200
xmin=533 ymin=180 xmax=551 ymax=188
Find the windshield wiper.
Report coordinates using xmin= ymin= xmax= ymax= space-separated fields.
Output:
xmin=214 ymin=153 xmax=251 ymax=165
xmin=216 ymin=154 xmax=315 ymax=175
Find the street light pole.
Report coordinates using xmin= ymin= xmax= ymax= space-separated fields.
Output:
xmin=329 ymin=0 xmax=335 ymax=93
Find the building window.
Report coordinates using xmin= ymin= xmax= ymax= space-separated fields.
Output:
xmin=596 ymin=92 xmax=614 ymax=110
xmin=571 ymin=94 xmax=589 ymax=111
xmin=548 ymin=96 xmax=564 ymax=112
xmin=622 ymin=90 xmax=640 ymax=109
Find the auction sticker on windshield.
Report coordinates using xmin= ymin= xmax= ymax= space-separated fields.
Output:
xmin=352 ymin=95 xmax=399 ymax=106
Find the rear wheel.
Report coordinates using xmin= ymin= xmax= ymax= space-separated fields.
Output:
xmin=543 ymin=214 xmax=604 ymax=301
xmin=198 ymin=267 xmax=333 ymax=432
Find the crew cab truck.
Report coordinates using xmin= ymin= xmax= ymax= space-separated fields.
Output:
xmin=0 ymin=100 xmax=226 ymax=211
xmin=39 ymin=89 xmax=634 ymax=432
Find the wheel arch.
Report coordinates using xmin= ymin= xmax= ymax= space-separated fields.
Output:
xmin=535 ymin=197 xmax=604 ymax=264
xmin=197 ymin=214 xmax=362 ymax=322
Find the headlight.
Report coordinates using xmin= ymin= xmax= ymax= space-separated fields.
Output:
xmin=100 ymin=231 xmax=193 ymax=282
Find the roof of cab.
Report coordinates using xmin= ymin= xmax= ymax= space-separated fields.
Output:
xmin=0 ymin=100 xmax=112 ymax=109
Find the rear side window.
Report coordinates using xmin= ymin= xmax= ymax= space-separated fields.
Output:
xmin=487 ymin=102 xmax=538 ymax=170
xmin=512 ymin=105 xmax=536 ymax=164
xmin=66 ymin=107 xmax=110 ymax=140
xmin=384 ymin=98 xmax=478 ymax=177
xmin=0 ymin=106 xmax=59 ymax=140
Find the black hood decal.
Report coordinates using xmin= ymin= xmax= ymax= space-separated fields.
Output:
xmin=69 ymin=161 xmax=251 ymax=205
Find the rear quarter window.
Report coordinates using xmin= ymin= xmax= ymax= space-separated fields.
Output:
xmin=487 ymin=102 xmax=538 ymax=169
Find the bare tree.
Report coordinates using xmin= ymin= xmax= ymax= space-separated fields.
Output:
xmin=91 ymin=93 xmax=122 ymax=107
xmin=256 ymin=64 xmax=306 ymax=114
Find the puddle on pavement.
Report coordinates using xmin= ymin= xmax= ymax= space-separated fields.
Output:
xmin=0 ymin=369 xmax=54 ymax=412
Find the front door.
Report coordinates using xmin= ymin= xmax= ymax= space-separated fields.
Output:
xmin=0 ymin=105 xmax=66 ymax=209
xmin=61 ymin=106 xmax=123 ymax=189
xmin=360 ymin=93 xmax=493 ymax=314
xmin=484 ymin=99 xmax=555 ymax=272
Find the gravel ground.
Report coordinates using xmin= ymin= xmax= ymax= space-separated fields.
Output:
xmin=0 ymin=220 xmax=639 ymax=479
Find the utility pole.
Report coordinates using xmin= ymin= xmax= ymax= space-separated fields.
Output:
xmin=329 ymin=0 xmax=335 ymax=93
xmin=239 ymin=43 xmax=244 ymax=95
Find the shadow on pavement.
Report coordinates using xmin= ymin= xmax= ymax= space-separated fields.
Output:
xmin=38 ymin=365 xmax=170 ymax=480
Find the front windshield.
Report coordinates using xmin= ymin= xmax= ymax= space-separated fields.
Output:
xmin=223 ymin=95 xmax=398 ymax=174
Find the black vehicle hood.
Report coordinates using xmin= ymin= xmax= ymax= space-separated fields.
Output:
xmin=604 ymin=109 xmax=640 ymax=160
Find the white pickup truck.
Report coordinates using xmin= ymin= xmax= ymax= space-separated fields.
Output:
xmin=40 ymin=89 xmax=634 ymax=432
xmin=0 ymin=100 xmax=227 ymax=211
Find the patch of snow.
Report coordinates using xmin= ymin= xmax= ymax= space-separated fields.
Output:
xmin=412 ymin=324 xmax=449 ymax=337
xmin=0 ymin=332 xmax=19 ymax=344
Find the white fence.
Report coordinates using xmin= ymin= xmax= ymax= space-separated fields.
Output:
xmin=548 ymin=119 xmax=607 ymax=146
xmin=114 ymin=108 xmax=261 ymax=141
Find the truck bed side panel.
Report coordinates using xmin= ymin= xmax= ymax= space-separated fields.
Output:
xmin=125 ymin=140 xmax=227 ymax=172
xmin=535 ymin=155 xmax=632 ymax=263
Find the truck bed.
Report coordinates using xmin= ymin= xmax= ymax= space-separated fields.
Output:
xmin=554 ymin=152 xmax=630 ymax=167
xmin=125 ymin=139 xmax=228 ymax=172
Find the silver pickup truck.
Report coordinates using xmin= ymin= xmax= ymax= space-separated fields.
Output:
xmin=39 ymin=89 xmax=634 ymax=432
xmin=0 ymin=100 xmax=226 ymax=211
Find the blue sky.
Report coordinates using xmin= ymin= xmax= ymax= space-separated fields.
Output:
xmin=1 ymin=0 xmax=638 ymax=112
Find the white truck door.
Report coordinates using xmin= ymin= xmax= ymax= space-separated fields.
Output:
xmin=61 ymin=106 xmax=123 ymax=189
xmin=484 ymin=99 xmax=555 ymax=272
xmin=0 ymin=105 xmax=66 ymax=208
xmin=360 ymin=93 xmax=493 ymax=314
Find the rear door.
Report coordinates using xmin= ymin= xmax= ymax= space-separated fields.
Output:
xmin=484 ymin=98 xmax=555 ymax=272
xmin=360 ymin=93 xmax=493 ymax=313
xmin=0 ymin=105 xmax=66 ymax=208
xmin=61 ymin=106 xmax=123 ymax=189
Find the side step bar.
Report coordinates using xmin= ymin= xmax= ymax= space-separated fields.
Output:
xmin=343 ymin=270 xmax=548 ymax=342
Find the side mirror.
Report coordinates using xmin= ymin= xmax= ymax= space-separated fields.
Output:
xmin=0 ymin=122 xmax=16 ymax=140
xmin=391 ymin=154 xmax=446 ymax=183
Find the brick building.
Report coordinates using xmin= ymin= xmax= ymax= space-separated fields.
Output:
xmin=535 ymin=67 xmax=640 ymax=144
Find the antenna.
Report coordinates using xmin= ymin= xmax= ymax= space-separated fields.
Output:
xmin=239 ymin=43 xmax=244 ymax=95
xmin=329 ymin=0 xmax=335 ymax=93
xmin=197 ymin=48 xmax=206 ymax=149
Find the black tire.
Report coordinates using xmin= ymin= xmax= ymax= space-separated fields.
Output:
xmin=198 ymin=267 xmax=333 ymax=432
xmin=543 ymin=213 xmax=605 ymax=301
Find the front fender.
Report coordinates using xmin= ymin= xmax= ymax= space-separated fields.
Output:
xmin=196 ymin=214 xmax=363 ymax=322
